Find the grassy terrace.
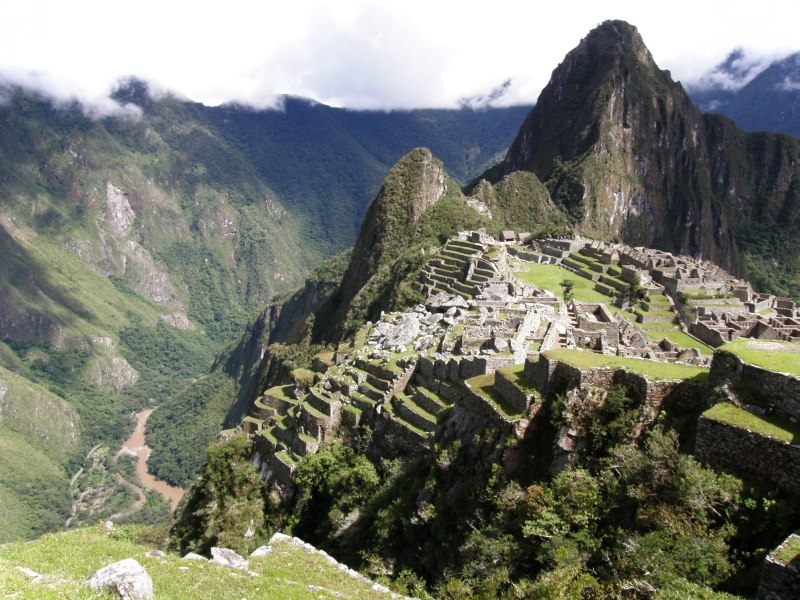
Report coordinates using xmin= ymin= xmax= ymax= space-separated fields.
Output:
xmin=544 ymin=349 xmax=709 ymax=382
xmin=465 ymin=374 xmax=526 ymax=420
xmin=496 ymin=364 xmax=540 ymax=396
xmin=0 ymin=525 xmax=390 ymax=599
xmin=292 ymin=368 xmax=316 ymax=387
xmin=513 ymin=263 xmax=609 ymax=302
xmin=720 ymin=339 xmax=800 ymax=377
xmin=643 ymin=329 xmax=714 ymax=354
xmin=774 ymin=535 xmax=800 ymax=566
xmin=703 ymin=403 xmax=800 ymax=444
xmin=264 ymin=385 xmax=299 ymax=402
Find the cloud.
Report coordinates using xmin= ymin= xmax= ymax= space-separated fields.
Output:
xmin=777 ymin=77 xmax=800 ymax=91
xmin=228 ymin=4 xmax=455 ymax=110
xmin=458 ymin=80 xmax=514 ymax=110
xmin=685 ymin=48 xmax=775 ymax=93
xmin=0 ymin=67 xmax=143 ymax=119
xmin=1 ymin=1 xmax=799 ymax=111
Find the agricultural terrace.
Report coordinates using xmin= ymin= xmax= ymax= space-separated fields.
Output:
xmin=719 ymin=339 xmax=800 ymax=377
xmin=544 ymin=349 xmax=709 ymax=382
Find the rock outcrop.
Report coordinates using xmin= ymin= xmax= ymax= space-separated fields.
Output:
xmin=85 ymin=558 xmax=153 ymax=600
xmin=495 ymin=20 xmax=800 ymax=288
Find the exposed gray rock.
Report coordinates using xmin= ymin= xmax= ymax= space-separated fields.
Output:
xmin=16 ymin=566 xmax=39 ymax=578
xmin=144 ymin=550 xmax=164 ymax=558
xmin=381 ymin=314 xmax=420 ymax=350
xmin=210 ymin=547 xmax=248 ymax=570
xmin=509 ymin=338 xmax=526 ymax=355
xmin=249 ymin=546 xmax=273 ymax=557
xmin=181 ymin=552 xmax=207 ymax=561
xmin=85 ymin=558 xmax=153 ymax=600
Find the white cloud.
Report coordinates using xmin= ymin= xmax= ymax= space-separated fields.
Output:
xmin=0 ymin=0 xmax=797 ymax=111
xmin=0 ymin=68 xmax=143 ymax=119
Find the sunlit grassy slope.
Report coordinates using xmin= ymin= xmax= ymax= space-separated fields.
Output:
xmin=0 ymin=525 xmax=391 ymax=599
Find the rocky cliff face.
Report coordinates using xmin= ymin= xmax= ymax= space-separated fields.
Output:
xmin=497 ymin=20 xmax=800 ymax=293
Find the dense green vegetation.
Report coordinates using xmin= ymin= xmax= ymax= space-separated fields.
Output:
xmin=116 ymin=320 xmax=217 ymax=407
xmin=172 ymin=384 xmax=796 ymax=598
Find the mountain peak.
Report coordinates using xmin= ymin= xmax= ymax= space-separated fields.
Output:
xmin=500 ymin=19 xmax=670 ymax=180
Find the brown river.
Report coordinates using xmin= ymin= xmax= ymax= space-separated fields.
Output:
xmin=118 ymin=408 xmax=185 ymax=510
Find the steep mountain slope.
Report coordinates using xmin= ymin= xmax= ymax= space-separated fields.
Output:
xmin=0 ymin=84 xmax=529 ymax=538
xmin=493 ymin=20 xmax=800 ymax=298
xmin=153 ymin=149 xmax=493 ymax=486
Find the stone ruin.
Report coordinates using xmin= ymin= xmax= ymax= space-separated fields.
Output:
xmin=234 ymin=231 xmax=800 ymax=598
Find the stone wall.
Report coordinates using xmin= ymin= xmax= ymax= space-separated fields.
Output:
xmin=757 ymin=534 xmax=800 ymax=600
xmin=507 ymin=247 xmax=541 ymax=262
xmin=690 ymin=320 xmax=730 ymax=347
xmin=694 ymin=416 xmax=800 ymax=499
xmin=524 ymin=355 xmax=710 ymax=411
xmin=709 ymin=350 xmax=800 ymax=420
xmin=461 ymin=382 xmax=527 ymax=436
xmin=494 ymin=370 xmax=535 ymax=413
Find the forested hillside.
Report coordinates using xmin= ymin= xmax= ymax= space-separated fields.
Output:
xmin=0 ymin=83 xmax=529 ymax=540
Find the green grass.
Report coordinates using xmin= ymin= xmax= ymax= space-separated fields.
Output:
xmin=703 ymin=403 xmax=800 ymax=444
xmin=513 ymin=263 xmax=610 ymax=302
xmin=0 ymin=525 xmax=392 ymax=599
xmin=637 ymin=309 xmax=676 ymax=317
xmin=644 ymin=330 xmax=714 ymax=354
xmin=496 ymin=364 xmax=540 ymax=396
xmin=465 ymin=374 xmax=526 ymax=420
xmin=544 ymin=349 xmax=709 ymax=381
xmin=774 ymin=534 xmax=800 ymax=566
xmin=264 ymin=385 xmax=299 ymax=402
xmin=719 ymin=339 xmax=800 ymax=376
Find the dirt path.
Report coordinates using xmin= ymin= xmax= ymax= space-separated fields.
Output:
xmin=117 ymin=408 xmax=185 ymax=511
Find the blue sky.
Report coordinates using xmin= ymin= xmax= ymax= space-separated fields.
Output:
xmin=1 ymin=0 xmax=797 ymax=111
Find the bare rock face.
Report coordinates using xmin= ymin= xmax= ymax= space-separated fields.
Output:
xmin=381 ymin=314 xmax=421 ymax=350
xmin=85 ymin=558 xmax=153 ymax=600
xmin=210 ymin=547 xmax=248 ymax=570
xmin=158 ymin=312 xmax=195 ymax=330
xmin=105 ymin=183 xmax=136 ymax=237
xmin=87 ymin=356 xmax=139 ymax=393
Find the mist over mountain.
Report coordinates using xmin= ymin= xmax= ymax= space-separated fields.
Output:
xmin=688 ymin=49 xmax=800 ymax=138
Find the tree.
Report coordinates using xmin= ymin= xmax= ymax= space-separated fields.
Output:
xmin=559 ymin=279 xmax=575 ymax=304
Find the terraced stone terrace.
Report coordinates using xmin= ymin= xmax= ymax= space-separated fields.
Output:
xmin=244 ymin=232 xmax=784 ymax=501
xmin=544 ymin=349 xmax=709 ymax=382
xmin=703 ymin=402 xmax=800 ymax=444
xmin=719 ymin=339 xmax=800 ymax=376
